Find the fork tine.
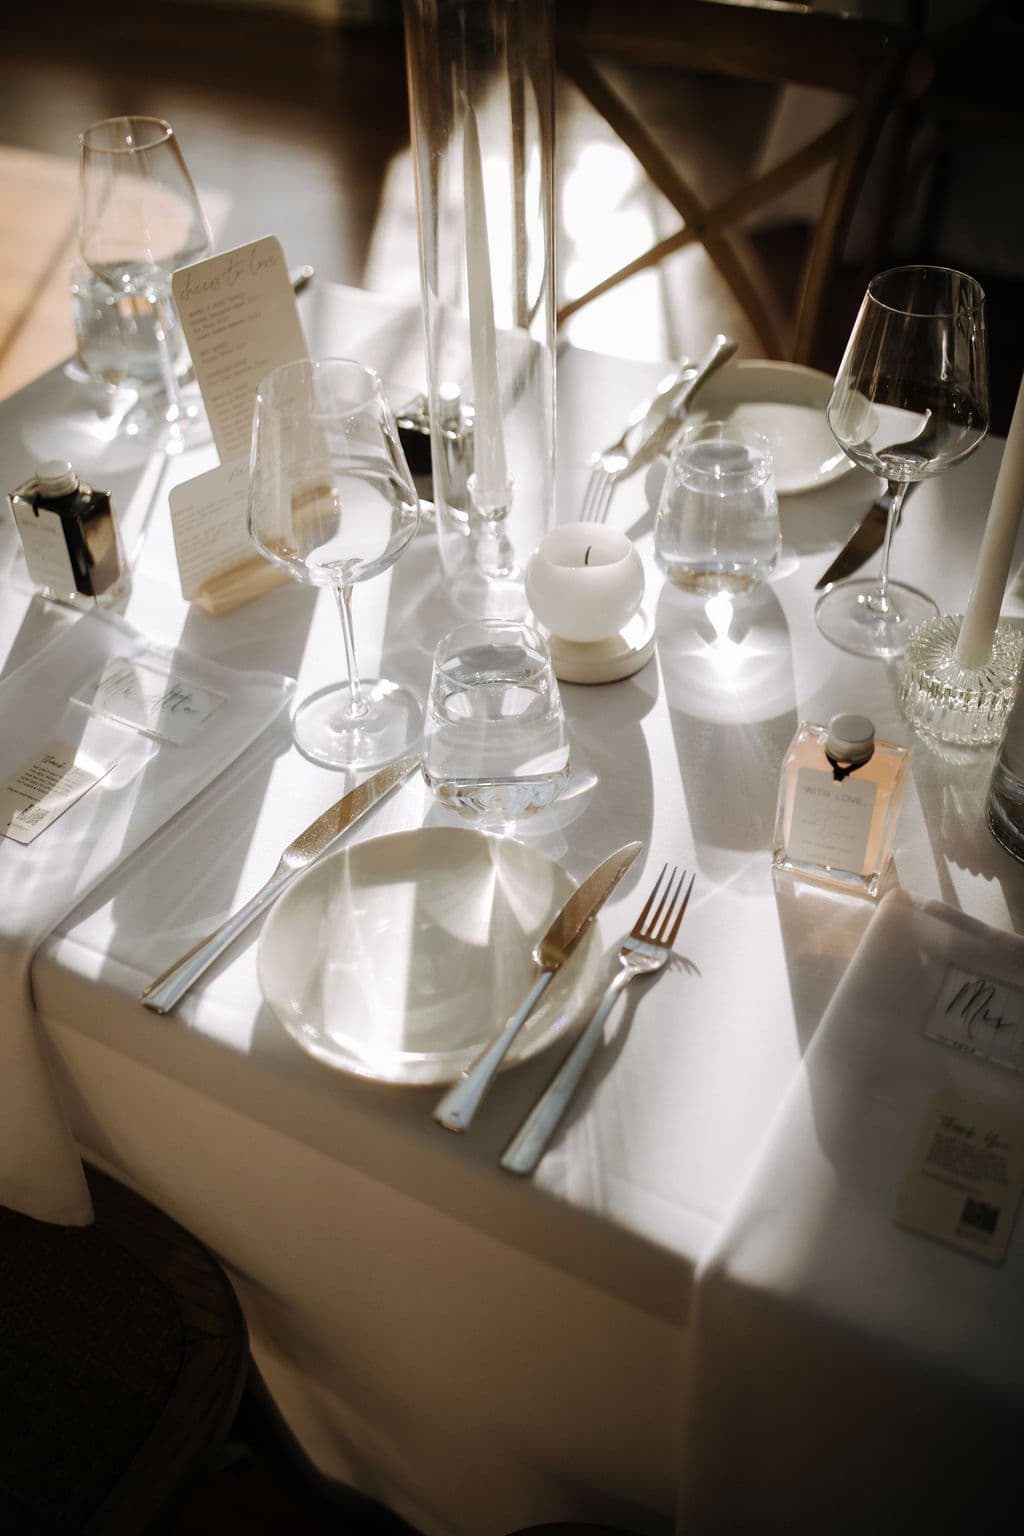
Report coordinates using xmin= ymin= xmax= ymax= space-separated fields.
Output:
xmin=645 ymin=865 xmax=681 ymax=941
xmin=661 ymin=870 xmax=695 ymax=947
xmin=630 ymin=863 xmax=668 ymax=937
xmin=580 ymin=465 xmax=600 ymax=521
xmin=592 ymin=479 xmax=610 ymax=523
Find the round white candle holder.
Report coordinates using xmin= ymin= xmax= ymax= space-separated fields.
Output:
xmin=899 ymin=613 xmax=1024 ymax=745
xmin=525 ymin=522 xmax=653 ymax=684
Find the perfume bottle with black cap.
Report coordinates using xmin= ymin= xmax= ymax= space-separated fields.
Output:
xmin=8 ymin=459 xmax=130 ymax=610
xmin=772 ymin=713 xmax=911 ymax=898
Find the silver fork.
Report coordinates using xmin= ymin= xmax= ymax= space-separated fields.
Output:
xmin=578 ymin=363 xmax=692 ymax=523
xmin=500 ymin=863 xmax=696 ymax=1176
xmin=579 ymin=333 xmax=736 ymax=524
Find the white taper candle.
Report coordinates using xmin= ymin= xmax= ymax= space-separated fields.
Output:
xmin=462 ymin=103 xmax=509 ymax=509
xmin=956 ymin=367 xmax=1024 ymax=668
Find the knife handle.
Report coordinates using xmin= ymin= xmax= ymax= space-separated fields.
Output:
xmin=620 ymin=334 xmax=737 ymax=481
xmin=433 ymin=972 xmax=553 ymax=1132
xmin=139 ymin=869 xmax=292 ymax=1014
xmin=500 ymin=968 xmax=631 ymax=1176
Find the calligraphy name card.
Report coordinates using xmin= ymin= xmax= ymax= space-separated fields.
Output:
xmin=74 ymin=656 xmax=227 ymax=746
xmin=926 ymin=962 xmax=1024 ymax=1074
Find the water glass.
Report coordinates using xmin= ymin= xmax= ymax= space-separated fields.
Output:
xmin=654 ymin=419 xmax=781 ymax=594
xmin=70 ymin=261 xmax=188 ymax=394
xmin=422 ymin=620 xmax=570 ymax=825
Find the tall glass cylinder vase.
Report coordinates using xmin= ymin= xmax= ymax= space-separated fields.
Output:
xmin=404 ymin=0 xmax=556 ymax=617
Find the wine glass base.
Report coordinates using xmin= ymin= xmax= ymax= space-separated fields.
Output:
xmin=899 ymin=613 xmax=1024 ymax=745
xmin=447 ymin=566 xmax=528 ymax=622
xmin=293 ymin=678 xmax=422 ymax=770
xmin=815 ymin=578 xmax=938 ymax=659
xmin=154 ymin=391 xmax=213 ymax=455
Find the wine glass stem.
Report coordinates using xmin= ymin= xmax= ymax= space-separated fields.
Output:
xmin=871 ymin=479 xmax=909 ymax=617
xmin=334 ymin=582 xmax=370 ymax=721
xmin=151 ymin=287 xmax=186 ymax=446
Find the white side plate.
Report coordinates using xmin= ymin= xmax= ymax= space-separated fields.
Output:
xmin=649 ymin=359 xmax=867 ymax=497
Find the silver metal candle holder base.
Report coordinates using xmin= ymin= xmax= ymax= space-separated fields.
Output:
xmin=899 ymin=613 xmax=1024 ymax=746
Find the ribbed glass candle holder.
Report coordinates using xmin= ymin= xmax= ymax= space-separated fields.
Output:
xmin=899 ymin=613 xmax=1024 ymax=745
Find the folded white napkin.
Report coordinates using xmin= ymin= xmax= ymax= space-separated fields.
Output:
xmin=0 ymin=609 xmax=293 ymax=1226
xmin=680 ymin=890 xmax=1024 ymax=1534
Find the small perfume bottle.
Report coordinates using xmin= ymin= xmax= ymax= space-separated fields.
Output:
xmin=772 ymin=713 xmax=911 ymax=899
xmin=8 ymin=459 xmax=130 ymax=611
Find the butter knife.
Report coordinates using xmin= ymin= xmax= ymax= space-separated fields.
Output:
xmin=432 ymin=839 xmax=644 ymax=1133
xmin=814 ymin=481 xmax=919 ymax=590
xmin=139 ymin=752 xmax=420 ymax=1015
xmin=614 ymin=334 xmax=738 ymax=483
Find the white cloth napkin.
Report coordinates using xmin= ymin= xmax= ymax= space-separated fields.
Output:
xmin=679 ymin=889 xmax=1024 ymax=1535
xmin=0 ymin=609 xmax=293 ymax=1227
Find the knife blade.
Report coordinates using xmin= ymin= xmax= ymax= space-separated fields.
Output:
xmin=814 ymin=482 xmax=918 ymax=590
xmin=432 ymin=839 xmax=644 ymax=1133
xmin=614 ymin=335 xmax=739 ymax=484
xmin=139 ymin=752 xmax=420 ymax=1015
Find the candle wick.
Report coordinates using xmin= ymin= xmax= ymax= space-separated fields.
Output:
xmin=584 ymin=546 xmax=592 ymax=565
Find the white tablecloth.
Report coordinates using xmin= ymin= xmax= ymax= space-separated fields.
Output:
xmin=0 ymin=609 xmax=292 ymax=1224
xmin=2 ymin=285 xmax=1022 ymax=1536
xmin=678 ymin=890 xmax=1024 ymax=1533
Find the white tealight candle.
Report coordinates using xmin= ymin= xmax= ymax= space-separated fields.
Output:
xmin=525 ymin=522 xmax=644 ymax=644
xmin=956 ymin=366 xmax=1024 ymax=669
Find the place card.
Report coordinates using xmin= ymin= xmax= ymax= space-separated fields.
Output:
xmin=0 ymin=739 xmax=117 ymax=845
xmin=73 ymin=655 xmax=227 ymax=745
xmin=172 ymin=234 xmax=308 ymax=464
xmin=925 ymin=962 xmax=1024 ymax=1074
xmin=894 ymin=1090 xmax=1024 ymax=1264
xmin=168 ymin=455 xmax=290 ymax=613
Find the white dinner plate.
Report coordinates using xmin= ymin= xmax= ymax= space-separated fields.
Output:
xmin=258 ymin=827 xmax=606 ymax=1086
xmin=659 ymin=359 xmax=860 ymax=497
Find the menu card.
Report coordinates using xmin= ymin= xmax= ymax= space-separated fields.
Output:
xmin=172 ymin=234 xmax=308 ymax=463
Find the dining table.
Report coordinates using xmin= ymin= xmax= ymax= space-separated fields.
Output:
xmin=2 ymin=280 xmax=1022 ymax=1536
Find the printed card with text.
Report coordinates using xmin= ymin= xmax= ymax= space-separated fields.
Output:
xmin=169 ymin=456 xmax=252 ymax=599
xmin=172 ymin=234 xmax=308 ymax=463
xmin=0 ymin=740 xmax=118 ymax=845
xmin=894 ymin=1091 xmax=1024 ymax=1264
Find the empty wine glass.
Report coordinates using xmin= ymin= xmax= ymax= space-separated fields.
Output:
xmin=818 ymin=265 xmax=989 ymax=658
xmin=79 ymin=115 xmax=213 ymax=451
xmin=248 ymin=357 xmax=422 ymax=769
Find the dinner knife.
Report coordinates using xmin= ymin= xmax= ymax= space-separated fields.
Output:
xmin=139 ymin=752 xmax=420 ymax=1015
xmin=814 ymin=482 xmax=919 ymax=590
xmin=615 ymin=334 xmax=738 ymax=483
xmin=432 ymin=839 xmax=644 ymax=1133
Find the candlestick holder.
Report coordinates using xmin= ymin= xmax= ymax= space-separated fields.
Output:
xmin=403 ymin=0 xmax=556 ymax=619
xmin=899 ymin=613 xmax=1024 ymax=745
